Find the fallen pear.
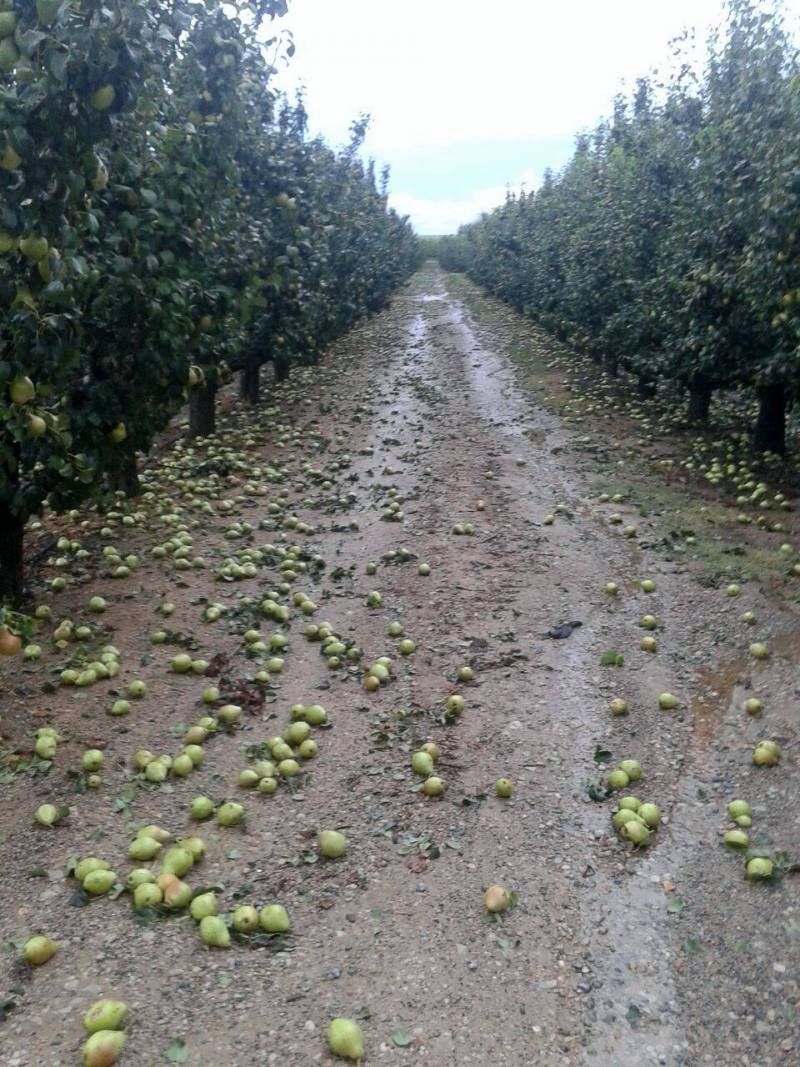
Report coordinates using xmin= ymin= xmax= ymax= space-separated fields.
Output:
xmin=83 ymin=999 xmax=128 ymax=1035
xmin=23 ymin=935 xmax=58 ymax=965
xmin=82 ymin=1029 xmax=126 ymax=1067
xmin=327 ymin=1018 xmax=364 ymax=1062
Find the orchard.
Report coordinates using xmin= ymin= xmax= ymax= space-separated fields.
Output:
xmin=0 ymin=1 xmax=797 ymax=1064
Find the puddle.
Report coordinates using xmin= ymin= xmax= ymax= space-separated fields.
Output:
xmin=688 ymin=657 xmax=745 ymax=766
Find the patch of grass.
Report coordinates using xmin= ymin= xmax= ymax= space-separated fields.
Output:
xmin=588 ymin=472 xmax=792 ymax=587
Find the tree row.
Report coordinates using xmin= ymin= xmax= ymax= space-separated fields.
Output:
xmin=0 ymin=0 xmax=419 ymax=602
xmin=436 ymin=0 xmax=799 ymax=457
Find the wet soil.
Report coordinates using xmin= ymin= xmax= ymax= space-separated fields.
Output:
xmin=0 ymin=265 xmax=797 ymax=1067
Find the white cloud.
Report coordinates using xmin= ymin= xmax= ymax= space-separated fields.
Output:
xmin=274 ymin=0 xmax=734 ymax=148
xmin=389 ymin=187 xmax=507 ymax=235
xmin=390 ymin=170 xmax=541 ymax=234
xmin=271 ymin=0 xmax=800 ymax=231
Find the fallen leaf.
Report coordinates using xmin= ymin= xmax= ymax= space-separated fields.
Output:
xmin=391 ymin=1028 xmax=412 ymax=1047
xmin=406 ymin=854 xmax=428 ymax=874
xmin=166 ymin=1037 xmax=189 ymax=1063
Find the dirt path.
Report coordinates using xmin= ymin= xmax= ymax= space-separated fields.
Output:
xmin=0 ymin=265 xmax=797 ymax=1067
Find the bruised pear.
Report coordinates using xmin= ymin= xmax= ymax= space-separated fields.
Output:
xmin=422 ymin=775 xmax=444 ymax=796
xmin=82 ymin=1030 xmax=126 ymax=1067
xmin=484 ymin=885 xmax=511 ymax=913
xmin=157 ymin=874 xmax=192 ymax=909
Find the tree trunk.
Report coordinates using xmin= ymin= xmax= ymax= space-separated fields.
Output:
xmin=687 ymin=376 xmax=712 ymax=423
xmin=274 ymin=355 xmax=290 ymax=382
xmin=239 ymin=359 xmax=260 ymax=405
xmin=637 ymin=374 xmax=656 ymax=398
xmin=109 ymin=453 xmax=140 ymax=497
xmin=0 ymin=502 xmax=25 ymax=605
xmin=753 ymin=382 xmax=786 ymax=455
xmin=188 ymin=382 xmax=217 ymax=438
xmin=604 ymin=352 xmax=619 ymax=378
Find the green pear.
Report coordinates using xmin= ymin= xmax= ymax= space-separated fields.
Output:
xmin=327 ymin=1018 xmax=364 ymax=1061
xmin=83 ymin=999 xmax=128 ymax=1034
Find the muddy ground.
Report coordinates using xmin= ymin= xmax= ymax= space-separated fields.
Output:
xmin=0 ymin=264 xmax=798 ymax=1067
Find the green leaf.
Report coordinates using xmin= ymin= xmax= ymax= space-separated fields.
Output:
xmin=47 ymin=48 xmax=69 ymax=83
xmin=600 ymin=650 xmax=623 ymax=667
xmin=666 ymin=896 xmax=684 ymax=914
xmin=0 ymin=995 xmax=18 ymax=1022
xmin=585 ymin=778 xmax=612 ymax=802
xmin=391 ymin=1029 xmax=412 ymax=1047
xmin=166 ymin=1038 xmax=189 ymax=1062
xmin=625 ymin=1003 xmax=642 ymax=1027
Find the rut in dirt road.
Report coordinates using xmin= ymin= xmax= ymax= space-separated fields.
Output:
xmin=1 ymin=266 xmax=797 ymax=1067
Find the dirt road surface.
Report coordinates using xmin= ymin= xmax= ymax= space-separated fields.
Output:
xmin=1 ymin=265 xmax=797 ymax=1067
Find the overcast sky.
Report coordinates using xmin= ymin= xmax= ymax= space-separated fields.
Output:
xmin=273 ymin=0 xmax=800 ymax=234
